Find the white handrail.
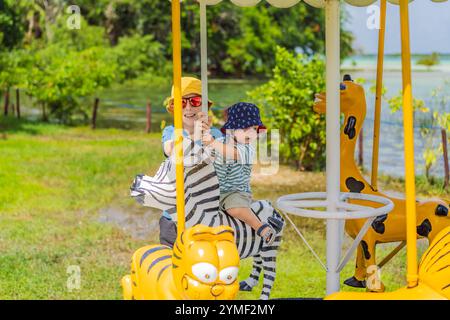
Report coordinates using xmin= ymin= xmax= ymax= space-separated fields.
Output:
xmin=276 ymin=192 xmax=393 ymax=220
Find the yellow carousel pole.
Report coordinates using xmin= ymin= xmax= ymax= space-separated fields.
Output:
xmin=171 ymin=0 xmax=186 ymax=233
xmin=370 ymin=0 xmax=387 ymax=191
xmin=399 ymin=0 xmax=418 ymax=288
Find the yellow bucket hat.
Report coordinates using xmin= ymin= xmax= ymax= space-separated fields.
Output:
xmin=165 ymin=77 xmax=213 ymax=114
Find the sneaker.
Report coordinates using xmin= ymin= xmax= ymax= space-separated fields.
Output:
xmin=257 ymin=224 xmax=276 ymax=246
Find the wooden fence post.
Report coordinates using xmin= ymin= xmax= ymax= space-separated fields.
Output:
xmin=92 ymin=97 xmax=100 ymax=129
xmin=358 ymin=127 xmax=364 ymax=168
xmin=442 ymin=128 xmax=449 ymax=189
xmin=42 ymin=102 xmax=47 ymax=121
xmin=4 ymin=88 xmax=10 ymax=116
xmin=146 ymin=100 xmax=152 ymax=133
xmin=16 ymin=88 xmax=20 ymax=119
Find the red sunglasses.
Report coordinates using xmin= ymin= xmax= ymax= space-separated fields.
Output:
xmin=173 ymin=96 xmax=212 ymax=109
xmin=182 ymin=96 xmax=202 ymax=108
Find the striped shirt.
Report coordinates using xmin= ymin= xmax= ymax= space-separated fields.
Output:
xmin=213 ymin=136 xmax=256 ymax=194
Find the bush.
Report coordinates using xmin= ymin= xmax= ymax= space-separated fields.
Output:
xmin=25 ymin=44 xmax=117 ymax=123
xmin=112 ymin=34 xmax=169 ymax=81
xmin=416 ymin=52 xmax=440 ymax=70
xmin=248 ymin=47 xmax=326 ymax=170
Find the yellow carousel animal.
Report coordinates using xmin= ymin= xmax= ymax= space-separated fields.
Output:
xmin=121 ymin=225 xmax=240 ymax=300
xmin=314 ymin=76 xmax=450 ymax=291
xmin=327 ymin=225 xmax=450 ymax=300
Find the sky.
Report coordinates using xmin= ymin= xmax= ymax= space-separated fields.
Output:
xmin=343 ymin=0 xmax=450 ymax=54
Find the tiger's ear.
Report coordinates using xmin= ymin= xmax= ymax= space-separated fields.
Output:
xmin=212 ymin=226 xmax=235 ymax=242
xmin=189 ymin=225 xmax=235 ymax=243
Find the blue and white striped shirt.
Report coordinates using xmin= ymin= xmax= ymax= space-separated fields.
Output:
xmin=213 ymin=136 xmax=256 ymax=194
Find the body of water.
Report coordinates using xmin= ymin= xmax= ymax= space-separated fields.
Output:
xmin=342 ymin=54 xmax=450 ymax=73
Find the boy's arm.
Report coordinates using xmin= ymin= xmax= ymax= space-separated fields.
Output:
xmin=209 ymin=139 xmax=238 ymax=160
xmin=202 ymin=127 xmax=238 ymax=160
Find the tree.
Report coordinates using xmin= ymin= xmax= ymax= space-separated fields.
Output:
xmin=112 ymin=34 xmax=168 ymax=81
xmin=96 ymin=1 xmax=354 ymax=77
xmin=248 ymin=46 xmax=326 ymax=170
xmin=24 ymin=21 xmax=117 ymax=123
xmin=0 ymin=50 xmax=29 ymax=115
xmin=0 ymin=0 xmax=29 ymax=49
xmin=178 ymin=2 xmax=353 ymax=77
xmin=417 ymin=52 xmax=440 ymax=70
xmin=104 ymin=0 xmax=137 ymax=45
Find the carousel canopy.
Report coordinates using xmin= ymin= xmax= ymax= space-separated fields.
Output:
xmin=199 ymin=0 xmax=448 ymax=9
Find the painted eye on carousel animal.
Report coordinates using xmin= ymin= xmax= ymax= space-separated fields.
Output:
xmin=192 ymin=262 xmax=218 ymax=284
xmin=219 ymin=266 xmax=239 ymax=284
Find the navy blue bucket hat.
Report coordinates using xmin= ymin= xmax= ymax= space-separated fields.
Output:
xmin=221 ymin=102 xmax=266 ymax=134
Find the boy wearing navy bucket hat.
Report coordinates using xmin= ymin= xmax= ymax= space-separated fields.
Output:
xmin=202 ymin=102 xmax=279 ymax=245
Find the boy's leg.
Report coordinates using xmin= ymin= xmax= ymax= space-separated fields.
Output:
xmin=227 ymin=207 xmax=263 ymax=231
xmin=227 ymin=207 xmax=275 ymax=244
xmin=221 ymin=192 xmax=275 ymax=244
xmin=159 ymin=216 xmax=177 ymax=248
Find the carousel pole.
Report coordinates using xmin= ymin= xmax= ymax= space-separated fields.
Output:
xmin=172 ymin=0 xmax=186 ymax=233
xmin=199 ymin=0 xmax=209 ymax=114
xmin=371 ymin=0 xmax=387 ymax=191
xmin=399 ymin=0 xmax=419 ymax=288
xmin=325 ymin=0 xmax=341 ymax=295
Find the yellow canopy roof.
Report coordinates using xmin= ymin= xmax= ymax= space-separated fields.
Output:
xmin=201 ymin=0 xmax=448 ymax=9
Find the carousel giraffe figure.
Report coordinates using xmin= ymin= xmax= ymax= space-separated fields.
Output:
xmin=314 ymin=75 xmax=450 ymax=292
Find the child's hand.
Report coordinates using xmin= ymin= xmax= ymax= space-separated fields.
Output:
xmin=196 ymin=111 xmax=212 ymax=126
xmin=197 ymin=111 xmax=214 ymax=128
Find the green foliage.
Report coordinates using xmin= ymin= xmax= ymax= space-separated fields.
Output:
xmin=423 ymin=80 xmax=450 ymax=184
xmin=0 ymin=0 xmax=28 ymax=49
xmin=112 ymin=34 xmax=168 ymax=81
xmin=248 ymin=47 xmax=326 ymax=170
xmin=431 ymin=79 xmax=450 ymax=132
xmin=0 ymin=50 xmax=29 ymax=90
xmin=387 ymin=92 xmax=428 ymax=114
xmin=93 ymin=1 xmax=353 ymax=77
xmin=0 ymin=14 xmax=120 ymax=123
xmin=25 ymin=42 xmax=116 ymax=123
xmin=3 ymin=1 xmax=354 ymax=78
xmin=416 ymin=52 xmax=440 ymax=69
xmin=51 ymin=16 xmax=108 ymax=50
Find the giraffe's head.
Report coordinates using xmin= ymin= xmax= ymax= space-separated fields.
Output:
xmin=313 ymin=75 xmax=367 ymax=121
xmin=172 ymin=225 xmax=240 ymax=300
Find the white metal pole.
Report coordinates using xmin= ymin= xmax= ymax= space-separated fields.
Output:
xmin=325 ymin=0 xmax=341 ymax=295
xmin=199 ymin=0 xmax=209 ymax=113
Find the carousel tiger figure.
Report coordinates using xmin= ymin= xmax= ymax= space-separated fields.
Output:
xmin=121 ymin=224 xmax=240 ymax=300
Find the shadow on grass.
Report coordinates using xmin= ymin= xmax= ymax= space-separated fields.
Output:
xmin=0 ymin=116 xmax=47 ymax=135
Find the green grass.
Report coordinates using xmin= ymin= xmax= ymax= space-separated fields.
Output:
xmin=0 ymin=117 xmax=448 ymax=299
